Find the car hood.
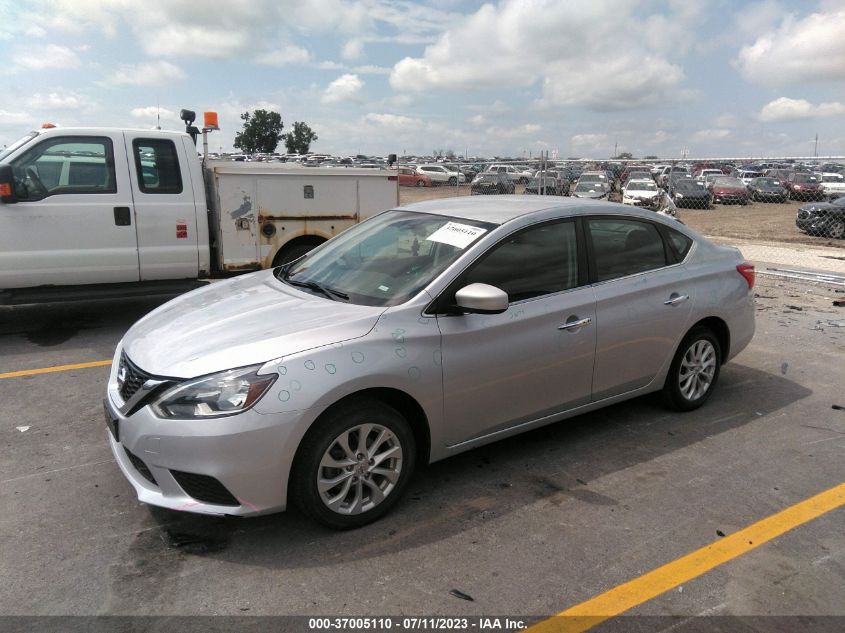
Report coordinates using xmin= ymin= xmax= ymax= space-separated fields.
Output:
xmin=122 ymin=270 xmax=385 ymax=378
xmin=798 ymin=202 xmax=840 ymax=213
xmin=574 ymin=190 xmax=607 ymax=198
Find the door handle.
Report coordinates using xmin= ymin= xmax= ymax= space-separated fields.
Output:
xmin=558 ymin=316 xmax=592 ymax=330
xmin=664 ymin=293 xmax=690 ymax=306
xmin=114 ymin=207 xmax=131 ymax=226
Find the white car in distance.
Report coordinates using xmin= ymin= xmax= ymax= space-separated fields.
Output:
xmin=415 ymin=164 xmax=466 ymax=186
xmin=623 ymin=179 xmax=660 ymax=206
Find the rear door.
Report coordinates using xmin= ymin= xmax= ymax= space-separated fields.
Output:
xmin=0 ymin=132 xmax=139 ymax=289
xmin=123 ymin=133 xmax=199 ymax=280
xmin=586 ymin=217 xmax=694 ymax=401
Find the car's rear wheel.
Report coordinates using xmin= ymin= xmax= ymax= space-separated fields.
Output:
xmin=291 ymin=398 xmax=416 ymax=530
xmin=662 ymin=326 xmax=721 ymax=411
xmin=448 ymin=177 xmax=457 ymax=186
xmin=416 ymin=179 xmax=426 ymax=187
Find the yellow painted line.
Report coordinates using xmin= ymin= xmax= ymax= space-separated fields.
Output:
xmin=0 ymin=359 xmax=112 ymax=379
xmin=528 ymin=481 xmax=845 ymax=633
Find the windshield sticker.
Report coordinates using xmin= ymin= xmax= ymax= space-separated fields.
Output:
xmin=426 ymin=222 xmax=487 ymax=249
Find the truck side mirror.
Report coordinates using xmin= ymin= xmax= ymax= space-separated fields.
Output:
xmin=0 ymin=164 xmax=17 ymax=204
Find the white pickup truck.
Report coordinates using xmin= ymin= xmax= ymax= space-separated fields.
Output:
xmin=0 ymin=125 xmax=398 ymax=303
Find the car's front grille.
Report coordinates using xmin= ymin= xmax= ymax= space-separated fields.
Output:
xmin=124 ymin=447 xmax=157 ymax=485
xmin=170 ymin=470 xmax=240 ymax=507
xmin=118 ymin=352 xmax=152 ymax=401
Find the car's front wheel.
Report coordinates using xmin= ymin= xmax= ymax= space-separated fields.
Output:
xmin=416 ymin=179 xmax=426 ymax=187
xmin=662 ymin=326 xmax=721 ymax=411
xmin=826 ymin=218 xmax=845 ymax=239
xmin=291 ymin=398 xmax=416 ymax=529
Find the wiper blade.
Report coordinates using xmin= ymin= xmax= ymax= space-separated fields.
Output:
xmin=285 ymin=278 xmax=349 ymax=301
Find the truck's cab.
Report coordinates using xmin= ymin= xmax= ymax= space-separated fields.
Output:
xmin=0 ymin=127 xmax=211 ymax=292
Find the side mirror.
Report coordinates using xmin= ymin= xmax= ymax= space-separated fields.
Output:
xmin=0 ymin=164 xmax=17 ymax=203
xmin=455 ymin=283 xmax=509 ymax=314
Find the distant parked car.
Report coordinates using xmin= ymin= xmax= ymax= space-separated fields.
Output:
xmin=746 ymin=177 xmax=787 ymax=203
xmin=784 ymin=173 xmax=824 ymax=201
xmin=819 ymin=173 xmax=845 ymax=199
xmin=397 ymin=166 xmax=432 ymax=187
xmin=622 ymin=179 xmax=660 ymax=207
xmin=524 ymin=176 xmax=564 ymax=196
xmin=471 ymin=173 xmax=515 ymax=195
xmin=416 ymin=164 xmax=466 ymax=186
xmin=671 ymin=179 xmax=712 ymax=209
xmin=485 ymin=164 xmax=531 ymax=184
xmin=708 ymin=177 xmax=750 ymax=205
xmin=795 ymin=197 xmax=845 ymax=239
xmin=735 ymin=170 xmax=764 ymax=186
xmin=571 ymin=180 xmax=609 ymax=199
xmin=622 ymin=170 xmax=653 ymax=186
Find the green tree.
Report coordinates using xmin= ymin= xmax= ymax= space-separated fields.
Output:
xmin=643 ymin=155 xmax=659 ymax=159
xmin=614 ymin=152 xmax=634 ymax=159
xmin=283 ymin=121 xmax=319 ymax=155
xmin=233 ymin=110 xmax=284 ymax=154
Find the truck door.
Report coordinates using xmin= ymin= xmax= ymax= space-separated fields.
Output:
xmin=123 ymin=133 xmax=199 ymax=280
xmin=0 ymin=133 xmax=139 ymax=289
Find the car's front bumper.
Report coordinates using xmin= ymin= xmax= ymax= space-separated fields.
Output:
xmin=104 ymin=384 xmax=314 ymax=517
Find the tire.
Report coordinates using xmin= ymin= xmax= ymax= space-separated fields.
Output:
xmin=290 ymin=398 xmax=416 ymax=530
xmin=448 ymin=177 xmax=457 ymax=186
xmin=662 ymin=326 xmax=722 ymax=411
xmin=416 ymin=179 xmax=426 ymax=187
xmin=826 ymin=218 xmax=845 ymax=239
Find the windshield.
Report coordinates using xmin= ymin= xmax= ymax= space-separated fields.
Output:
xmin=626 ymin=181 xmax=657 ymax=191
xmin=574 ymin=182 xmax=600 ymax=192
xmin=794 ymin=174 xmax=818 ymax=183
xmin=755 ymin=178 xmax=780 ymax=186
xmin=279 ymin=210 xmax=495 ymax=307
xmin=0 ymin=131 xmax=39 ymax=162
xmin=675 ymin=180 xmax=704 ymax=191
xmin=528 ymin=178 xmax=556 ymax=187
xmin=713 ymin=177 xmax=743 ymax=187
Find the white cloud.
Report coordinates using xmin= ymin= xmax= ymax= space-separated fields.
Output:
xmin=106 ymin=61 xmax=187 ymax=87
xmin=738 ymin=10 xmax=845 ymax=84
xmin=316 ymin=61 xmax=345 ymax=70
xmin=13 ymin=44 xmax=80 ymax=70
xmin=483 ymin=124 xmax=541 ymax=140
xmin=354 ymin=65 xmax=391 ymax=75
xmin=364 ymin=113 xmax=423 ymax=128
xmin=0 ymin=109 xmax=33 ymax=125
xmin=468 ymin=115 xmax=486 ymax=126
xmin=571 ymin=133 xmax=609 ymax=147
xmin=342 ymin=39 xmax=364 ymax=61
xmin=26 ymin=92 xmax=91 ymax=110
xmin=322 ymin=74 xmax=364 ymax=104
xmin=691 ymin=129 xmax=732 ymax=142
xmin=714 ymin=113 xmax=738 ymax=128
xmin=390 ymin=1 xmax=690 ymax=110
xmin=255 ymin=46 xmax=311 ymax=66
xmin=758 ymin=97 xmax=845 ymax=122
xmin=130 ymin=106 xmax=177 ymax=120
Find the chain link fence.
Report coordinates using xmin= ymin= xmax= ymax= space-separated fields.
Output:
xmin=394 ymin=155 xmax=845 ymax=274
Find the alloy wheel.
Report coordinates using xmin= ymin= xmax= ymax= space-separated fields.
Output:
xmin=678 ymin=340 xmax=717 ymax=401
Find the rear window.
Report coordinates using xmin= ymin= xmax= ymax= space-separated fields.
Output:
xmin=133 ymin=139 xmax=183 ymax=194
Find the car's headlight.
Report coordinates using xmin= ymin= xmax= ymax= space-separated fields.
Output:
xmin=676 ymin=193 xmax=684 ymax=198
xmin=152 ymin=365 xmax=277 ymax=419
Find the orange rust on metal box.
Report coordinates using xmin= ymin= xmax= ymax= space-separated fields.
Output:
xmin=259 ymin=214 xmax=357 ymax=222
xmin=223 ymin=263 xmax=261 ymax=271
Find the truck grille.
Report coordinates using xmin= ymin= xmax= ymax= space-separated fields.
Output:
xmin=171 ymin=470 xmax=240 ymax=507
xmin=118 ymin=352 xmax=152 ymax=401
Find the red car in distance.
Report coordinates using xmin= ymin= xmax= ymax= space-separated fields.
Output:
xmin=396 ymin=166 xmax=432 ymax=187
xmin=708 ymin=177 xmax=750 ymax=205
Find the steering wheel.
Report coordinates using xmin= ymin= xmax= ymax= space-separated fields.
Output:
xmin=25 ymin=167 xmax=48 ymax=196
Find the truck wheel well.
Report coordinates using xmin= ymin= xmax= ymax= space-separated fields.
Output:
xmin=271 ymin=236 xmax=326 ymax=267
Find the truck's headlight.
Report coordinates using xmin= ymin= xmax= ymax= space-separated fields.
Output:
xmin=153 ymin=365 xmax=276 ymax=419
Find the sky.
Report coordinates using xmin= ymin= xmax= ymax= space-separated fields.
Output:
xmin=1 ymin=0 xmax=844 ymax=160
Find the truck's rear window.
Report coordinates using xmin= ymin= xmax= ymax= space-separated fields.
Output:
xmin=132 ymin=139 xmax=183 ymax=194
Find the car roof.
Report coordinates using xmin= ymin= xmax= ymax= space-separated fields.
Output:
xmin=394 ymin=194 xmax=665 ymax=225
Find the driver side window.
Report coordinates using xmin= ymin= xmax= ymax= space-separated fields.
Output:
xmin=462 ymin=220 xmax=579 ymax=303
xmin=10 ymin=137 xmax=116 ymax=201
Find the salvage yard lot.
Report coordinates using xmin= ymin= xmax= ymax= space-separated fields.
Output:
xmin=1 ymin=262 xmax=844 ymax=625
xmin=399 ymin=185 xmax=845 ymax=250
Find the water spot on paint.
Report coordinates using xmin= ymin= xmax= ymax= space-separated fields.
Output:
xmin=325 ymin=364 xmax=337 ymax=375
xmin=291 ymin=380 xmax=302 ymax=391
xmin=304 ymin=360 xmax=315 ymax=370
xmin=395 ymin=347 xmax=407 ymax=358
xmin=408 ymin=366 xmax=421 ymax=380
xmin=278 ymin=390 xmax=291 ymax=402
xmin=278 ymin=365 xmax=288 ymax=375
xmin=351 ymin=352 xmax=365 ymax=364
xmin=433 ymin=350 xmax=442 ymax=366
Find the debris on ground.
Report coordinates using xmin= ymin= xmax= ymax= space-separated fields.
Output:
xmin=450 ymin=589 xmax=474 ymax=601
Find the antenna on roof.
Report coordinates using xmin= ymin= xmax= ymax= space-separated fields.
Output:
xmin=156 ymin=98 xmax=161 ymax=130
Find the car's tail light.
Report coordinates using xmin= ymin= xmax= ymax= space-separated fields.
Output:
xmin=737 ymin=263 xmax=755 ymax=289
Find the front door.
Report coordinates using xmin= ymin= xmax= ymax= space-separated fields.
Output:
xmin=0 ymin=133 xmax=138 ymax=289
xmin=436 ymin=220 xmax=596 ymax=446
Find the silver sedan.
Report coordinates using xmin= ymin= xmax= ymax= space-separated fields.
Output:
xmin=104 ymin=197 xmax=755 ymax=529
